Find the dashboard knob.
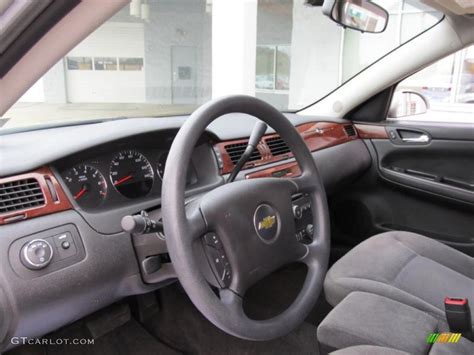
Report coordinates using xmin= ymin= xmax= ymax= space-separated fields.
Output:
xmin=306 ymin=224 xmax=314 ymax=237
xmin=292 ymin=205 xmax=303 ymax=219
xmin=21 ymin=239 xmax=53 ymax=270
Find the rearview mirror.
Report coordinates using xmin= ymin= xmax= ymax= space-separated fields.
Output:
xmin=322 ymin=0 xmax=389 ymax=33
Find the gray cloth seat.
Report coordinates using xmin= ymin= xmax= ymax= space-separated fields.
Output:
xmin=330 ymin=344 xmax=473 ymax=355
xmin=317 ymin=292 xmax=474 ymax=355
xmin=324 ymin=231 xmax=474 ymax=324
xmin=330 ymin=345 xmax=411 ymax=354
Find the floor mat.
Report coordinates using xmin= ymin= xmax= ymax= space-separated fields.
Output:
xmin=6 ymin=317 xmax=179 ymax=355
xmin=7 ymin=264 xmax=329 ymax=355
xmin=243 ymin=263 xmax=332 ymax=326
xmin=144 ymin=276 xmax=324 ymax=355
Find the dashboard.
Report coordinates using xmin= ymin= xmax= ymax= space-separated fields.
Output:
xmin=59 ymin=146 xmax=197 ymax=211
xmin=47 ymin=130 xmax=222 ymax=235
xmin=0 ymin=113 xmax=377 ymax=351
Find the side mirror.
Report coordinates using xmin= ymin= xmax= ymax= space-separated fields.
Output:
xmin=322 ymin=0 xmax=389 ymax=33
xmin=388 ymin=91 xmax=430 ymax=119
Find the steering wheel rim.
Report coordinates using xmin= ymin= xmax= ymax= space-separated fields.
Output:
xmin=162 ymin=95 xmax=330 ymax=340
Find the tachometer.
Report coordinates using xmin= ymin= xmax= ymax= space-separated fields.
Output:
xmin=64 ymin=165 xmax=107 ymax=209
xmin=110 ymin=150 xmax=154 ymax=198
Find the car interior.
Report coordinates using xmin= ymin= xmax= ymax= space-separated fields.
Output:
xmin=0 ymin=0 xmax=473 ymax=354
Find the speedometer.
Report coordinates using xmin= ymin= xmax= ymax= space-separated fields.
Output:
xmin=109 ymin=150 xmax=154 ymax=198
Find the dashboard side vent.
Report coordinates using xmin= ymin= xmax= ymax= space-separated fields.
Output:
xmin=224 ymin=142 xmax=262 ymax=165
xmin=0 ymin=178 xmax=45 ymax=214
xmin=266 ymin=136 xmax=291 ymax=156
xmin=344 ymin=125 xmax=357 ymax=137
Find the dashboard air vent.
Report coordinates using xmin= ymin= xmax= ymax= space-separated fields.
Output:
xmin=0 ymin=178 xmax=45 ymax=214
xmin=344 ymin=125 xmax=357 ymax=137
xmin=225 ymin=142 xmax=262 ymax=165
xmin=266 ymin=136 xmax=291 ymax=156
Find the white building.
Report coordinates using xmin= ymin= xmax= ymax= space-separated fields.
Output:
xmin=18 ymin=0 xmax=473 ymax=116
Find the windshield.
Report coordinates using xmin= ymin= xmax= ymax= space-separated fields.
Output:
xmin=1 ymin=0 xmax=442 ymax=130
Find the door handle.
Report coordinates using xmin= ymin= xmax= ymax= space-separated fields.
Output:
xmin=401 ymin=134 xmax=429 ymax=143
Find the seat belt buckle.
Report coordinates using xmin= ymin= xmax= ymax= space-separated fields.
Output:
xmin=444 ymin=297 xmax=473 ymax=341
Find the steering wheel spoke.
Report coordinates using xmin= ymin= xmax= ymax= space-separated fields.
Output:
xmin=219 ymin=288 xmax=244 ymax=315
xmin=185 ymin=208 xmax=207 ymax=241
xmin=289 ymin=173 xmax=317 ymax=194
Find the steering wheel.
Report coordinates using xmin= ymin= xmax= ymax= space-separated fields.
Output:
xmin=161 ymin=95 xmax=330 ymax=340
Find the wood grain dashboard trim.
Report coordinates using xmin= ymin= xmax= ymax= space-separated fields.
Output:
xmin=0 ymin=167 xmax=72 ymax=225
xmin=354 ymin=124 xmax=389 ymax=139
xmin=215 ymin=122 xmax=358 ymax=175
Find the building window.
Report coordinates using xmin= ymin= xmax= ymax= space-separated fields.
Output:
xmin=94 ymin=57 xmax=118 ymax=71
xmin=256 ymin=45 xmax=291 ymax=91
xmin=256 ymin=46 xmax=275 ymax=90
xmin=276 ymin=46 xmax=290 ymax=90
xmin=457 ymin=46 xmax=474 ymax=104
xmin=392 ymin=45 xmax=473 ymax=122
xmin=398 ymin=45 xmax=474 ymax=106
xmin=341 ymin=0 xmax=442 ymax=82
xmin=66 ymin=57 xmax=93 ymax=70
xmin=118 ymin=58 xmax=144 ymax=71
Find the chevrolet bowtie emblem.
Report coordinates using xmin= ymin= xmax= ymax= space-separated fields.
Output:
xmin=258 ymin=215 xmax=276 ymax=230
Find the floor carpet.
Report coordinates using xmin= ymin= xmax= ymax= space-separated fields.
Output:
xmin=7 ymin=264 xmax=331 ymax=355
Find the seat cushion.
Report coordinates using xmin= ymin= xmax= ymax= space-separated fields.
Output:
xmin=330 ymin=345 xmax=410 ymax=355
xmin=330 ymin=343 xmax=474 ymax=355
xmin=318 ymin=292 xmax=474 ymax=355
xmin=318 ymin=292 xmax=440 ymax=354
xmin=324 ymin=231 xmax=474 ymax=323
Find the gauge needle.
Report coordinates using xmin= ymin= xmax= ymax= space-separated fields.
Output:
xmin=114 ymin=174 xmax=133 ymax=186
xmin=74 ymin=187 xmax=87 ymax=200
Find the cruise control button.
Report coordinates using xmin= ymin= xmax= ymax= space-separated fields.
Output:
xmin=203 ymin=243 xmax=232 ymax=287
xmin=292 ymin=205 xmax=303 ymax=219
xmin=203 ymin=233 xmax=223 ymax=249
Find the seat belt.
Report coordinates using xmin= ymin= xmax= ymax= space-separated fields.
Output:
xmin=444 ymin=297 xmax=473 ymax=341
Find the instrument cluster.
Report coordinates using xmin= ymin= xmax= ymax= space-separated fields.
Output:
xmin=61 ymin=149 xmax=195 ymax=210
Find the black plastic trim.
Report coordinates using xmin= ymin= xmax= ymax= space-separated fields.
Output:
xmin=346 ymin=85 xmax=396 ymax=123
xmin=372 ymin=139 xmax=474 ymax=205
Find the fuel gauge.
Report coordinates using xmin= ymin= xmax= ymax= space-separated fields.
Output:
xmin=64 ymin=165 xmax=107 ymax=209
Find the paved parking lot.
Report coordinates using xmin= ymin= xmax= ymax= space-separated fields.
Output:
xmin=1 ymin=103 xmax=197 ymax=129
